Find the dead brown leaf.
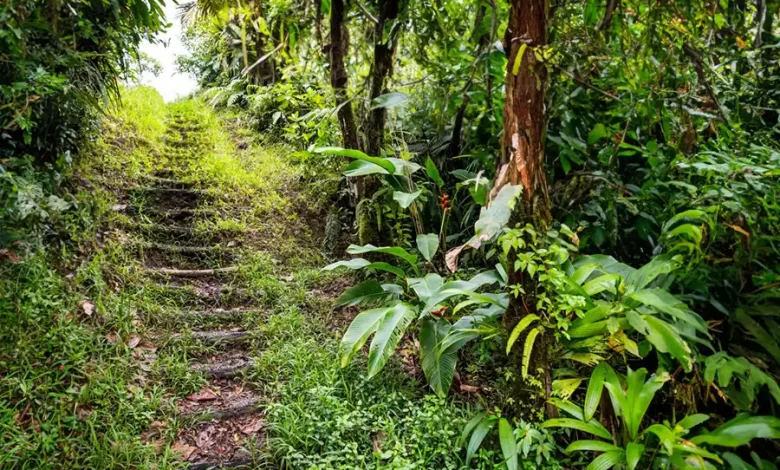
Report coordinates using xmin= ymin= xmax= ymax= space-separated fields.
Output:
xmin=78 ymin=300 xmax=95 ymax=317
xmin=0 ymin=249 xmax=23 ymax=264
xmin=460 ymin=384 xmax=481 ymax=394
xmin=127 ymin=336 xmax=141 ymax=348
xmin=171 ymin=442 xmax=198 ymax=461
xmin=187 ymin=388 xmax=218 ymax=402
xmin=105 ymin=332 xmax=119 ymax=344
xmin=239 ymin=418 xmax=264 ymax=435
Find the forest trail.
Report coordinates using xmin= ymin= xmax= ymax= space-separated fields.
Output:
xmin=120 ymin=105 xmax=296 ymax=469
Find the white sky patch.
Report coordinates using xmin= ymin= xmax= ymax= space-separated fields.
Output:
xmin=139 ymin=1 xmax=198 ymax=102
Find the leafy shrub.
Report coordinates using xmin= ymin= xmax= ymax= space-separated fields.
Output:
xmin=1 ymin=0 xmax=165 ymax=160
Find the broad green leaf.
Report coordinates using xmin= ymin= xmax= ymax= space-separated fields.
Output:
xmin=386 ymin=158 xmax=422 ymax=175
xmin=553 ymin=378 xmax=584 ymax=400
xmin=416 ymin=233 xmax=439 ymax=262
xmin=393 ymin=190 xmax=422 ymax=209
xmin=678 ymin=414 xmax=710 ymax=430
xmin=587 ymin=451 xmax=625 ymax=470
xmin=323 ymin=258 xmax=405 ymax=277
xmin=506 ymin=314 xmax=539 ymax=354
xmin=566 ymin=440 xmax=621 ymax=454
xmin=460 ymin=412 xmax=488 ymax=446
xmin=643 ymin=315 xmax=693 ymax=372
xmin=347 ymin=244 xmax=420 ymax=274
xmin=340 ymin=307 xmax=391 ymax=367
xmin=588 ymin=123 xmax=608 ymax=145
xmin=316 ymin=146 xmax=395 ymax=173
xmin=335 ymin=280 xmax=390 ymax=307
xmin=584 ymin=362 xmax=612 ymax=422
xmin=323 ymin=258 xmax=371 ymax=271
xmin=570 ymin=262 xmax=603 ymax=285
xmin=344 ymin=159 xmax=391 ymax=177
xmin=425 ymin=157 xmax=444 ymax=187
xmin=368 ymin=303 xmax=417 ymax=376
xmin=661 ymin=209 xmax=709 ymax=233
xmin=625 ymin=443 xmax=644 ymax=470
xmin=690 ymin=414 xmax=780 ymax=447
xmin=499 ymin=418 xmax=518 ymax=470
xmin=722 ymin=453 xmax=758 ymax=470
xmin=548 ymin=398 xmax=584 ymax=419
xmin=467 ymin=416 xmax=495 ymax=463
xmin=420 ymin=318 xmax=457 ymax=397
xmin=627 ymin=288 xmax=708 ymax=335
xmin=583 ymin=274 xmax=620 ymax=296
xmin=408 ymin=274 xmax=443 ymax=303
xmin=625 ymin=255 xmax=681 ymax=292
xmin=542 ymin=418 xmax=613 ymax=440
xmin=371 ymin=91 xmax=409 ymax=109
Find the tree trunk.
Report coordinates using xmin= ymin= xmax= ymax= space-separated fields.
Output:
xmin=329 ymin=0 xmax=360 ymax=151
xmin=501 ymin=0 xmax=555 ymax=419
xmin=501 ymin=0 xmax=551 ymax=225
xmin=365 ymin=0 xmax=401 ymax=157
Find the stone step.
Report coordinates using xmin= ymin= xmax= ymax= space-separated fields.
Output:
xmin=140 ymin=242 xmax=232 ymax=255
xmin=142 ymin=175 xmax=191 ymax=189
xmin=146 ymin=266 xmax=240 ymax=278
xmin=188 ymin=457 xmax=255 ymax=470
xmin=130 ymin=186 xmax=205 ymax=198
xmin=193 ymin=356 xmax=254 ymax=379
xmin=181 ymin=396 xmax=261 ymax=421
xmin=146 ymin=284 xmax=260 ymax=308
xmin=189 ymin=330 xmax=250 ymax=346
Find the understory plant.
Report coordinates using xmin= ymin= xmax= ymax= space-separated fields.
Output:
xmin=319 ymin=146 xmax=519 ymax=396
xmin=542 ymin=363 xmax=780 ymax=470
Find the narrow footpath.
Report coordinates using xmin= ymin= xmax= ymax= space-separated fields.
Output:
xmin=125 ymin=109 xmax=273 ymax=469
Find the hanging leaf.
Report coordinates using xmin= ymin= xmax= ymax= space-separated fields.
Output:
xmin=522 ymin=328 xmax=540 ymax=378
xmin=315 ymin=146 xmax=395 ymax=173
xmin=344 ymin=159 xmax=392 ymax=176
xmin=339 ymin=306 xmax=392 ymax=367
xmin=420 ymin=318 xmax=458 ymax=397
xmin=408 ymin=274 xmax=443 ymax=303
xmin=347 ymin=244 xmax=419 ymax=274
xmin=371 ymin=92 xmax=409 ymax=109
xmin=416 ymin=233 xmax=439 ymax=262
xmin=506 ymin=314 xmax=539 ymax=354
xmin=335 ymin=280 xmax=391 ymax=307
xmin=367 ymin=303 xmax=417 ymax=376
xmin=393 ymin=190 xmax=422 ymax=209
xmin=425 ymin=157 xmax=444 ymax=187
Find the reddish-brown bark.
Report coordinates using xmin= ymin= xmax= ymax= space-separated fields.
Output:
xmin=501 ymin=0 xmax=551 ymax=225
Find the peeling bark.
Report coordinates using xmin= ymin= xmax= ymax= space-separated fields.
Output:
xmin=501 ymin=0 xmax=551 ymax=225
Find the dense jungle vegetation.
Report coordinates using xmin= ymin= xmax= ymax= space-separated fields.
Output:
xmin=2 ymin=0 xmax=780 ymax=468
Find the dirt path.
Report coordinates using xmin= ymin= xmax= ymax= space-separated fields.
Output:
xmin=124 ymin=111 xmax=278 ymax=469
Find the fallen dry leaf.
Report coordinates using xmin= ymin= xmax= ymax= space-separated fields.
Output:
xmin=0 ymin=249 xmax=23 ymax=264
xmin=171 ymin=442 xmax=198 ymax=461
xmin=127 ymin=336 xmax=141 ymax=348
xmin=187 ymin=388 xmax=218 ymax=402
xmin=459 ymin=384 xmax=481 ymax=394
xmin=239 ymin=418 xmax=263 ymax=435
xmin=111 ymin=204 xmax=127 ymax=212
xmin=78 ymin=300 xmax=95 ymax=316
xmin=195 ymin=425 xmax=215 ymax=448
xmin=105 ymin=332 xmax=119 ymax=344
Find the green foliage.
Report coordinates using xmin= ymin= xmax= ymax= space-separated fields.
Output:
xmin=544 ymin=364 xmax=780 ymax=470
xmin=1 ymin=0 xmax=165 ymax=158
